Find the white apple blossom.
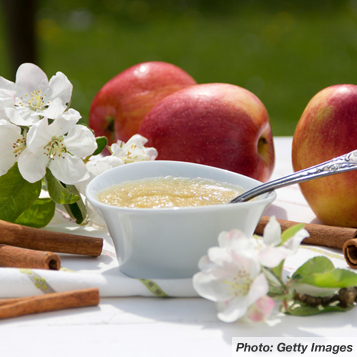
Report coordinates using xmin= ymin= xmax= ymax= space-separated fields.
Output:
xmin=0 ymin=119 xmax=26 ymax=175
xmin=75 ymin=155 xmax=124 ymax=196
xmin=244 ymin=295 xmax=275 ymax=323
xmin=258 ymin=216 xmax=309 ymax=268
xmin=113 ymin=134 xmax=158 ymax=163
xmin=193 ymin=230 xmax=272 ymax=323
xmin=0 ymin=63 xmax=72 ymax=126
xmin=18 ymin=114 xmax=97 ymax=184
xmin=76 ymin=134 xmax=158 ymax=195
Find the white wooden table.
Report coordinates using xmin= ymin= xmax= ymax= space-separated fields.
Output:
xmin=1 ymin=137 xmax=356 ymax=357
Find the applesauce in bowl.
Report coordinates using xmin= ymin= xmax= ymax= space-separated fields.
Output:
xmin=86 ymin=160 xmax=276 ymax=279
xmin=97 ymin=176 xmax=244 ymax=208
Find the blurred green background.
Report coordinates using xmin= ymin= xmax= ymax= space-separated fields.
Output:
xmin=1 ymin=0 xmax=357 ymax=136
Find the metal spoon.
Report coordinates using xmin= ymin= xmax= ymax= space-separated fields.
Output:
xmin=230 ymin=149 xmax=357 ymax=203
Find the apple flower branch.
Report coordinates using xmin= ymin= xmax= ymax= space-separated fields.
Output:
xmin=193 ymin=216 xmax=357 ymax=322
xmin=0 ymin=63 xmax=157 ymax=227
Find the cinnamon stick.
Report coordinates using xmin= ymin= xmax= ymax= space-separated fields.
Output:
xmin=255 ymin=216 xmax=357 ymax=249
xmin=0 ymin=244 xmax=61 ymax=270
xmin=0 ymin=219 xmax=103 ymax=256
xmin=343 ymin=240 xmax=357 ymax=269
xmin=0 ymin=288 xmax=100 ymax=319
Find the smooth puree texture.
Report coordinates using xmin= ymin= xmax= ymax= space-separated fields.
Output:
xmin=97 ymin=176 xmax=243 ymax=208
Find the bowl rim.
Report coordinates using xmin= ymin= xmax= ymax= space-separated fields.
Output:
xmin=85 ymin=160 xmax=277 ymax=213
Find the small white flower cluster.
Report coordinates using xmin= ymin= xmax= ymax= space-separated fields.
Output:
xmin=0 ymin=63 xmax=97 ymax=184
xmin=76 ymin=134 xmax=158 ymax=196
xmin=193 ymin=216 xmax=309 ymax=323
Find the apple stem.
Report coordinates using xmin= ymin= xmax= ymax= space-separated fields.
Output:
xmin=258 ymin=136 xmax=268 ymax=152
xmin=105 ymin=116 xmax=115 ymax=133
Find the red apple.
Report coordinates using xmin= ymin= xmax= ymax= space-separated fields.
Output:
xmin=138 ymin=83 xmax=275 ymax=182
xmin=292 ymin=84 xmax=357 ymax=227
xmin=89 ymin=61 xmax=196 ymax=146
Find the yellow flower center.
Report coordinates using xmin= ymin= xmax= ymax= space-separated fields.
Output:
xmin=124 ymin=143 xmax=138 ymax=163
xmin=44 ymin=137 xmax=66 ymax=160
xmin=224 ymin=269 xmax=252 ymax=297
xmin=12 ymin=137 xmax=26 ymax=158
xmin=18 ymin=90 xmax=49 ymax=111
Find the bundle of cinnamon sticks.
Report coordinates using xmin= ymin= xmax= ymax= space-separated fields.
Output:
xmin=0 ymin=220 xmax=104 ymax=319
xmin=0 ymin=219 xmax=103 ymax=270
xmin=255 ymin=216 xmax=357 ymax=269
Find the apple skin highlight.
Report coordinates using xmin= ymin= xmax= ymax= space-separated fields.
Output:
xmin=139 ymin=83 xmax=275 ymax=182
xmin=292 ymin=84 xmax=357 ymax=227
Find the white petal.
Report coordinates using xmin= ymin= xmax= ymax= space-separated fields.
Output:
xmin=218 ymin=229 xmax=255 ymax=250
xmin=193 ymin=270 xmax=234 ymax=302
xmin=18 ymin=147 xmax=49 ymax=183
xmin=0 ymin=82 xmax=16 ymax=119
xmin=50 ymin=108 xmax=81 ymax=135
xmin=75 ymin=178 xmax=91 ymax=196
xmin=258 ymin=245 xmax=287 ymax=268
xmin=0 ymin=120 xmax=22 ymax=175
xmin=282 ymin=228 xmax=309 ymax=253
xmin=207 ymin=246 xmax=231 ymax=266
xmin=0 ymin=76 xmax=16 ymax=95
xmin=120 ymin=134 xmax=154 ymax=162
xmin=144 ymin=147 xmax=158 ymax=160
xmin=64 ymin=125 xmax=97 ymax=157
xmin=26 ymin=118 xmax=51 ymax=151
xmin=60 ymin=107 xmax=81 ymax=122
xmin=75 ymin=155 xmax=125 ymax=195
xmin=197 ymin=255 xmax=215 ymax=271
xmin=87 ymin=156 xmax=124 ymax=176
xmin=247 ymin=273 xmax=269 ymax=306
xmin=207 ymin=246 xmax=249 ymax=275
xmin=231 ymin=250 xmax=262 ymax=278
xmin=0 ymin=118 xmax=21 ymax=133
xmin=216 ymin=296 xmax=250 ymax=322
xmin=126 ymin=134 xmax=148 ymax=146
xmin=111 ymin=143 xmax=125 ymax=158
xmin=41 ymin=97 xmax=67 ymax=120
xmin=15 ymin=63 xmax=48 ymax=94
xmin=47 ymin=71 xmax=73 ymax=104
xmin=216 ymin=274 xmax=269 ymax=323
xmin=244 ymin=295 xmax=275 ymax=323
xmin=5 ymin=107 xmax=38 ymax=126
xmin=49 ymin=153 xmax=89 ymax=185
xmin=262 ymin=215 xmax=282 ymax=246
xmin=260 ymin=228 xmax=309 ymax=266
xmin=0 ymin=89 xmax=15 ymax=118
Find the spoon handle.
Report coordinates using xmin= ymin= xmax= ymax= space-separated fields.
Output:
xmin=230 ymin=149 xmax=357 ymax=203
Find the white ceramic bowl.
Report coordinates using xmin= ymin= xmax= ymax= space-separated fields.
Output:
xmin=86 ymin=161 xmax=276 ymax=279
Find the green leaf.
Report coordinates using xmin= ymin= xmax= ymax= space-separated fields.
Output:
xmin=271 ymin=259 xmax=285 ymax=281
xmin=282 ymin=299 xmax=353 ymax=316
xmin=280 ymin=223 xmax=305 ymax=244
xmin=45 ymin=169 xmax=79 ymax=204
xmin=14 ymin=198 xmax=56 ymax=228
xmin=93 ymin=136 xmax=108 ymax=156
xmin=0 ymin=163 xmax=41 ymax=222
xmin=292 ymin=256 xmax=335 ymax=281
xmin=298 ymin=269 xmax=357 ymax=289
xmin=62 ymin=184 xmax=87 ymax=224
